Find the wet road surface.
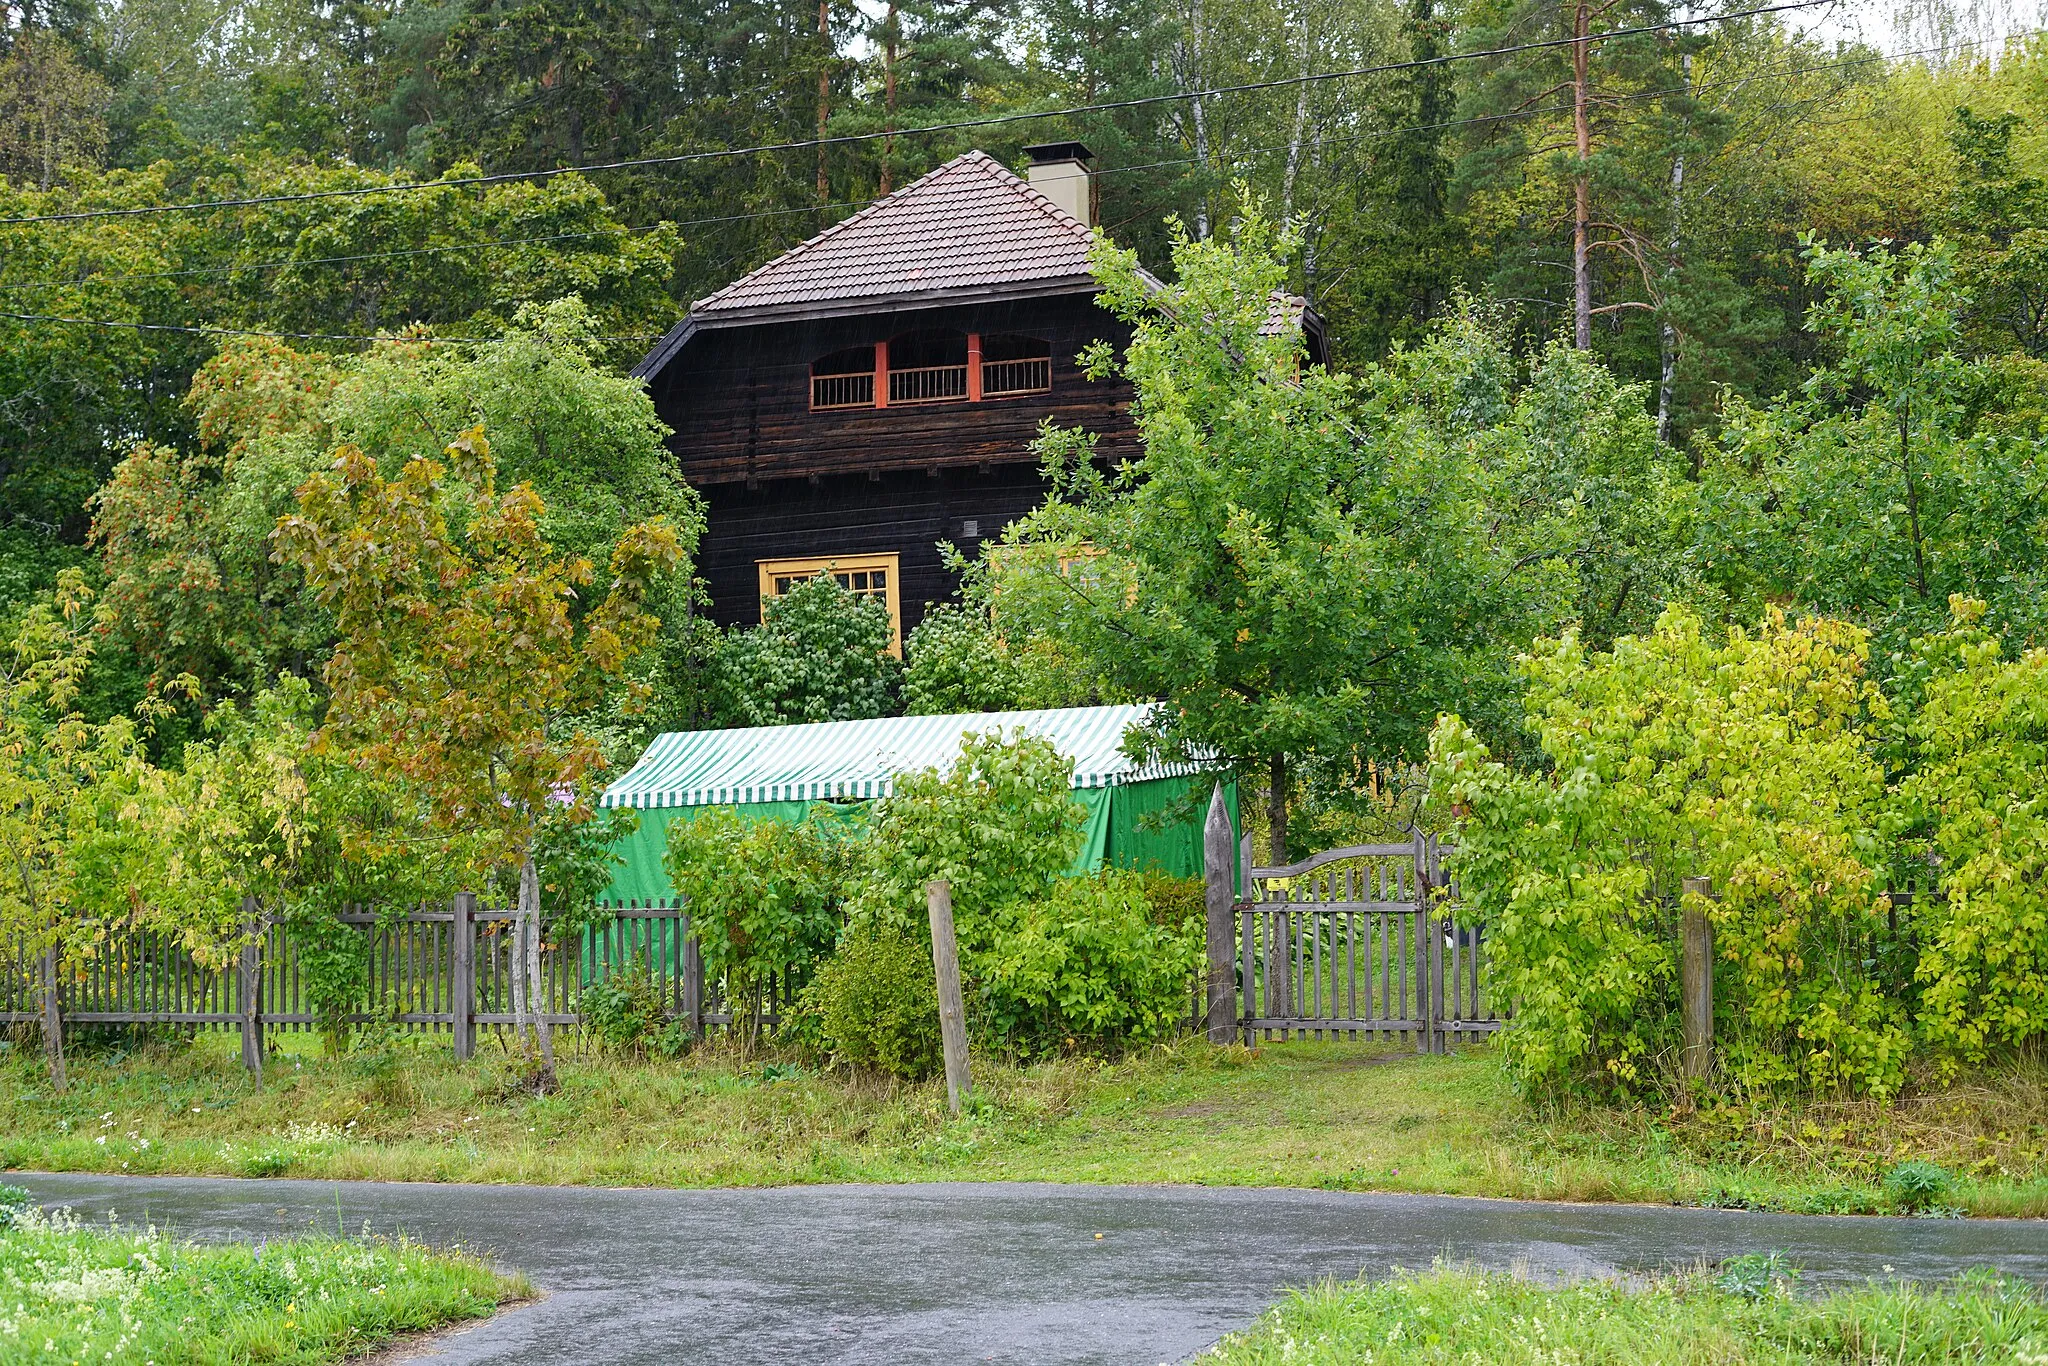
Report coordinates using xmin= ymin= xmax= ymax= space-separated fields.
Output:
xmin=18 ymin=1174 xmax=2048 ymax=1365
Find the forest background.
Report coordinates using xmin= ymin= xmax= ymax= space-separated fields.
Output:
xmin=4 ymin=0 xmax=2048 ymax=835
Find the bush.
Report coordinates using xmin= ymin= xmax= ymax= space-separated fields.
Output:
xmin=1884 ymin=1159 xmax=1954 ymax=1212
xmin=580 ymin=953 xmax=672 ymax=1056
xmin=1431 ymin=606 xmax=1908 ymax=1097
xmin=854 ymin=729 xmax=1084 ymax=944
xmin=1137 ymin=870 xmax=1205 ymax=933
xmin=1898 ymin=600 xmax=2048 ymax=1075
xmin=977 ymin=868 xmax=1203 ymax=1056
xmin=717 ymin=573 xmax=900 ymax=726
xmin=805 ymin=931 xmax=942 ymax=1080
xmin=665 ymin=806 xmax=855 ymax=1044
xmin=902 ymin=600 xmax=1109 ymax=715
xmin=903 ymin=603 xmax=1026 ymax=714
xmin=852 ymin=733 xmax=1195 ymax=1056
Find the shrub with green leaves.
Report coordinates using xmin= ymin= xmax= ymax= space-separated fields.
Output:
xmin=664 ymin=806 xmax=855 ymax=1042
xmin=903 ymin=603 xmax=1027 ymax=715
xmin=717 ymin=573 xmax=900 ymax=727
xmin=1897 ymin=598 xmax=2048 ymax=1075
xmin=804 ymin=930 xmax=942 ymax=1080
xmin=1430 ymin=606 xmax=1908 ymax=1097
xmin=854 ymin=729 xmax=1084 ymax=944
xmin=580 ymin=952 xmax=674 ymax=1056
xmin=853 ymin=732 xmax=1198 ymax=1055
xmin=901 ymin=600 xmax=1105 ymax=715
xmin=977 ymin=868 xmax=1202 ymax=1055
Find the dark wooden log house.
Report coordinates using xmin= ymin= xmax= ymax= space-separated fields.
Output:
xmin=632 ymin=143 xmax=1326 ymax=650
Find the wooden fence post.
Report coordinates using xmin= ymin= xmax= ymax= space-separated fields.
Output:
xmin=682 ymin=906 xmax=704 ymax=1041
xmin=451 ymin=892 xmax=476 ymax=1062
xmin=926 ymin=880 xmax=972 ymax=1115
xmin=1237 ymin=831 xmax=1254 ymax=899
xmin=238 ymin=897 xmax=263 ymax=1087
xmin=1680 ymin=876 xmax=1715 ymax=1079
xmin=41 ymin=936 xmax=64 ymax=1094
xmin=1202 ymin=783 xmax=1237 ymax=1044
xmin=1412 ymin=830 xmax=1432 ymax=1053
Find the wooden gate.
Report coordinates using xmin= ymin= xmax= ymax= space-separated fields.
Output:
xmin=1234 ymin=833 xmax=1503 ymax=1051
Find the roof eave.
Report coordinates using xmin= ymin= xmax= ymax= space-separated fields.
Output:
xmin=631 ymin=275 xmax=1108 ymax=382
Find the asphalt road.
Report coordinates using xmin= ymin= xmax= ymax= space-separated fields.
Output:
xmin=18 ymin=1174 xmax=2048 ymax=1365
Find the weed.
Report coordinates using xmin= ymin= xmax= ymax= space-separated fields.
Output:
xmin=1884 ymin=1158 xmax=1954 ymax=1211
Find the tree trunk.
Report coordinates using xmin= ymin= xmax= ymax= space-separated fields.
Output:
xmin=816 ymin=0 xmax=832 ymax=203
xmin=1281 ymin=3 xmax=1312 ymax=225
xmin=1187 ymin=0 xmax=1211 ymax=240
xmin=1267 ymin=752 xmax=1289 ymax=867
xmin=521 ymin=854 xmax=555 ymax=1081
xmin=880 ymin=3 xmax=897 ymax=194
xmin=1571 ymin=0 xmax=1592 ymax=351
xmin=1657 ymin=51 xmax=1691 ymax=445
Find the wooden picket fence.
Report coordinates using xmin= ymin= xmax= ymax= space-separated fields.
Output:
xmin=1230 ymin=831 xmax=1499 ymax=1051
xmin=0 ymin=896 xmax=798 ymax=1067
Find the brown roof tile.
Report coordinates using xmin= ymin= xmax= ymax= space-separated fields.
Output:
xmin=688 ymin=151 xmax=1098 ymax=321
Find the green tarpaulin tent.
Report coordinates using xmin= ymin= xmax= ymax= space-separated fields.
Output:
xmin=596 ymin=705 xmax=1238 ymax=901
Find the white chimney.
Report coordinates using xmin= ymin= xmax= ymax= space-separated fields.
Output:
xmin=1023 ymin=142 xmax=1096 ymax=228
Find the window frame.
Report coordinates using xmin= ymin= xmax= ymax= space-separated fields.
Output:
xmin=756 ymin=552 xmax=904 ymax=656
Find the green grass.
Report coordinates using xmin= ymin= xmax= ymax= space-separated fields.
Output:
xmin=5 ymin=1031 xmax=2045 ymax=1217
xmin=1202 ymin=1263 xmax=2048 ymax=1364
xmin=0 ymin=1187 xmax=523 ymax=1365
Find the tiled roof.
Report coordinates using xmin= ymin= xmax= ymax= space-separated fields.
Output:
xmin=689 ymin=151 xmax=1098 ymax=322
xmin=1260 ymin=292 xmax=1308 ymax=336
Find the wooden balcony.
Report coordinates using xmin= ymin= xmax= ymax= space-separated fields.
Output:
xmin=889 ymin=363 xmax=969 ymax=405
xmin=811 ymin=372 xmax=876 ymax=409
xmin=982 ymin=356 xmax=1051 ymax=397
xmin=810 ymin=357 xmax=1051 ymax=411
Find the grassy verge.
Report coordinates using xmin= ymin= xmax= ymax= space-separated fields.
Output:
xmin=0 ymin=1184 xmax=522 ymax=1365
xmin=4 ymin=1031 xmax=2044 ymax=1216
xmin=1202 ymin=1263 xmax=2048 ymax=1364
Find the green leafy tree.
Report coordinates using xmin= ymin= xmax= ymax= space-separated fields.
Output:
xmin=663 ymin=806 xmax=854 ymax=1046
xmin=1700 ymin=239 xmax=2048 ymax=663
xmin=1944 ymin=106 xmax=2048 ymax=360
xmin=91 ymin=300 xmax=704 ymax=702
xmin=1430 ymin=606 xmax=1909 ymax=1098
xmin=1898 ymin=598 xmax=2048 ymax=1074
xmin=990 ymin=199 xmax=1528 ymax=860
xmin=276 ymin=425 xmax=683 ymax=1087
xmin=717 ymin=572 xmax=900 ymax=727
xmin=0 ymin=573 xmax=163 ymax=1090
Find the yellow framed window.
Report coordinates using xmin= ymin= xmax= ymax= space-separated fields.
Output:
xmin=756 ymin=552 xmax=903 ymax=655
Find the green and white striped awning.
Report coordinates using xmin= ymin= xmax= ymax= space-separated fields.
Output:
xmin=599 ymin=704 xmax=1202 ymax=810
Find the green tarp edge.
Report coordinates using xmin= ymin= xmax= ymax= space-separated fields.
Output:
xmin=599 ymin=778 xmax=1238 ymax=903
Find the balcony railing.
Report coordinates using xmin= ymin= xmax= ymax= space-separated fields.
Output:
xmin=889 ymin=363 xmax=969 ymax=405
xmin=812 ymin=372 xmax=876 ymax=409
xmin=981 ymin=356 xmax=1051 ymax=397
xmin=810 ymin=357 xmax=1052 ymax=411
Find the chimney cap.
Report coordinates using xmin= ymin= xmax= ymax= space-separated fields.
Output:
xmin=1023 ymin=141 xmax=1095 ymax=166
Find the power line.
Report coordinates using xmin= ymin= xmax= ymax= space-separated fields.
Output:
xmin=9 ymin=20 xmax=2000 ymax=351
xmin=0 ymin=0 xmax=1841 ymax=228
xmin=1 ymin=23 xmax=1932 ymax=303
xmin=0 ymin=309 xmax=672 ymax=346
xmin=0 ymin=200 xmax=880 ymax=294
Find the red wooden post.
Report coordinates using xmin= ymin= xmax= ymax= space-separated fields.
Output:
xmin=966 ymin=332 xmax=983 ymax=401
xmin=873 ymin=340 xmax=889 ymax=408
